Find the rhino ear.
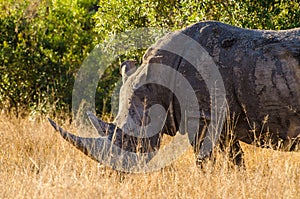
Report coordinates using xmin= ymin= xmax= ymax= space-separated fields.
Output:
xmin=120 ymin=60 xmax=137 ymax=83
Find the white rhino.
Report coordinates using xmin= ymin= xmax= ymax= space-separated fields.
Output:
xmin=49 ymin=21 xmax=300 ymax=171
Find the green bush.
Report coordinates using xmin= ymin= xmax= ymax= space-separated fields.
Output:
xmin=0 ymin=0 xmax=97 ymax=116
xmin=0 ymin=0 xmax=299 ymax=117
xmin=95 ymin=0 xmax=300 ymax=34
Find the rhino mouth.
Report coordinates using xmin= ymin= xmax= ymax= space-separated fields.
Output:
xmin=48 ymin=115 xmax=157 ymax=172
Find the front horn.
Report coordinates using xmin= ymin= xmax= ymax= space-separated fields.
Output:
xmin=47 ymin=118 xmax=155 ymax=172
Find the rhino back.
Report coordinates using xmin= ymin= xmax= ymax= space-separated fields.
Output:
xmin=184 ymin=21 xmax=300 ymax=144
xmin=141 ymin=21 xmax=300 ymax=146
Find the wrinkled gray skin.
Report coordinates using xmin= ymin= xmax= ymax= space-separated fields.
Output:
xmin=49 ymin=21 xmax=300 ymax=168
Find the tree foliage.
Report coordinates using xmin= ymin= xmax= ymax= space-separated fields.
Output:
xmin=0 ymin=0 xmax=299 ymax=116
xmin=0 ymin=0 xmax=97 ymax=116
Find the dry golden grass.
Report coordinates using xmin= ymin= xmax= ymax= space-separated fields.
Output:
xmin=1 ymin=113 xmax=300 ymax=199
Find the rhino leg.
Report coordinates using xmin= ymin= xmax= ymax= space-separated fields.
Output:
xmin=220 ymin=139 xmax=245 ymax=167
xmin=216 ymin=131 xmax=245 ymax=167
xmin=195 ymin=129 xmax=245 ymax=168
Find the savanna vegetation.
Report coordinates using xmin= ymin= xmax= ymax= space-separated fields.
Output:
xmin=1 ymin=0 xmax=300 ymax=198
xmin=1 ymin=113 xmax=300 ymax=198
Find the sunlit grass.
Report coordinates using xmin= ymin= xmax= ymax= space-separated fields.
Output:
xmin=1 ymin=113 xmax=300 ymax=198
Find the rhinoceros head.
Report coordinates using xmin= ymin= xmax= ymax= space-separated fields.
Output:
xmin=48 ymin=57 xmax=175 ymax=171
